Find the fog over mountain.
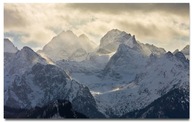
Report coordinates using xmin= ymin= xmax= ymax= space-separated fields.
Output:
xmin=4 ymin=29 xmax=189 ymax=119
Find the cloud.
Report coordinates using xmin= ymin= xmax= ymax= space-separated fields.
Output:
xmin=116 ymin=17 xmax=189 ymax=51
xmin=4 ymin=4 xmax=29 ymax=29
xmin=65 ymin=3 xmax=189 ymax=17
xmin=4 ymin=3 xmax=189 ymax=51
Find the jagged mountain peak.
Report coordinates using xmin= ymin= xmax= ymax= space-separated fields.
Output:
xmin=144 ymin=43 xmax=166 ymax=55
xmin=174 ymin=51 xmax=189 ymax=68
xmin=181 ymin=45 xmax=189 ymax=57
xmin=174 ymin=51 xmax=186 ymax=60
xmin=107 ymin=29 xmax=124 ymax=35
xmin=4 ymin=29 xmax=189 ymax=118
xmin=173 ymin=45 xmax=189 ymax=56
xmin=104 ymin=29 xmax=132 ymax=39
xmin=40 ymin=30 xmax=96 ymax=61
xmin=107 ymin=29 xmax=131 ymax=36
xmin=4 ymin=62 xmax=105 ymax=118
xmin=173 ymin=49 xmax=179 ymax=54
xmin=97 ymin=29 xmax=135 ymax=54
xmin=183 ymin=45 xmax=189 ymax=50
xmin=4 ymin=38 xmax=18 ymax=53
xmin=20 ymin=46 xmax=34 ymax=52
xmin=4 ymin=46 xmax=48 ymax=76
xmin=4 ymin=38 xmax=12 ymax=43
xmin=164 ymin=51 xmax=174 ymax=59
xmin=18 ymin=46 xmax=46 ymax=61
xmin=145 ymin=43 xmax=165 ymax=51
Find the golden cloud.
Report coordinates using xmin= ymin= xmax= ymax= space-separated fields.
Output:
xmin=4 ymin=3 xmax=189 ymax=51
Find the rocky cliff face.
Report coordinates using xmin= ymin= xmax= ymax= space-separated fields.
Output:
xmin=4 ymin=46 xmax=105 ymax=118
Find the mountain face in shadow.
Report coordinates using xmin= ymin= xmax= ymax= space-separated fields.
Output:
xmin=5 ymin=99 xmax=87 ymax=119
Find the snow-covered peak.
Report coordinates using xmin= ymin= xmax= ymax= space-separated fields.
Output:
xmin=79 ymin=34 xmax=97 ymax=51
xmin=106 ymin=29 xmax=127 ymax=36
xmin=174 ymin=52 xmax=186 ymax=60
xmin=40 ymin=30 xmax=96 ymax=61
xmin=4 ymin=62 xmax=105 ymax=118
xmin=145 ymin=43 xmax=166 ymax=55
xmin=100 ymin=29 xmax=132 ymax=46
xmin=173 ymin=45 xmax=189 ymax=59
xmin=173 ymin=49 xmax=179 ymax=54
xmin=94 ymin=44 xmax=189 ymax=117
xmin=4 ymin=38 xmax=18 ymax=53
xmin=182 ymin=45 xmax=189 ymax=53
xmin=20 ymin=46 xmax=34 ymax=53
xmin=97 ymin=29 xmax=167 ymax=57
xmin=4 ymin=46 xmax=47 ymax=76
xmin=103 ymin=43 xmax=148 ymax=80
xmin=18 ymin=46 xmax=46 ymax=63
xmin=174 ymin=51 xmax=189 ymax=68
xmin=97 ymin=29 xmax=134 ymax=54
xmin=165 ymin=51 xmax=174 ymax=57
xmin=181 ymin=45 xmax=189 ymax=59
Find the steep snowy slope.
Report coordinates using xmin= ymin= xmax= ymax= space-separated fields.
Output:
xmin=97 ymin=29 xmax=135 ymax=54
xmin=43 ymin=29 xmax=166 ymax=78
xmin=38 ymin=30 xmax=97 ymax=61
xmin=56 ymin=29 xmax=167 ymax=85
xmin=103 ymin=44 xmax=148 ymax=80
xmin=4 ymin=46 xmax=105 ymax=118
xmin=4 ymin=46 xmax=48 ymax=89
xmin=4 ymin=38 xmax=18 ymax=53
xmin=173 ymin=45 xmax=189 ymax=59
xmin=93 ymin=49 xmax=189 ymax=117
xmin=142 ymin=43 xmax=166 ymax=55
xmin=79 ymin=34 xmax=97 ymax=51
xmin=121 ymin=88 xmax=189 ymax=118
xmin=97 ymin=29 xmax=166 ymax=56
xmin=56 ymin=52 xmax=110 ymax=74
xmin=4 ymin=29 xmax=189 ymax=118
xmin=53 ymin=29 xmax=188 ymax=118
xmin=181 ymin=45 xmax=189 ymax=59
xmin=4 ymin=46 xmax=48 ymax=91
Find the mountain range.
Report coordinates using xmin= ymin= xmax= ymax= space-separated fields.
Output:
xmin=4 ymin=29 xmax=189 ymax=119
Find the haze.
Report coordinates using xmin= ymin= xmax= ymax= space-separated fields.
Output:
xmin=4 ymin=3 xmax=189 ymax=51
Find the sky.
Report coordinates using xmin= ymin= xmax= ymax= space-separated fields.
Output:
xmin=4 ymin=3 xmax=189 ymax=51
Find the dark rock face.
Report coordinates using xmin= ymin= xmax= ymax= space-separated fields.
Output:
xmin=5 ymin=63 xmax=105 ymax=118
xmin=4 ymin=31 xmax=189 ymax=119
xmin=4 ymin=100 xmax=87 ymax=118
xmin=174 ymin=52 xmax=189 ymax=68
xmin=121 ymin=88 xmax=189 ymax=119
xmin=31 ymin=63 xmax=68 ymax=88
xmin=70 ymin=85 xmax=105 ymax=118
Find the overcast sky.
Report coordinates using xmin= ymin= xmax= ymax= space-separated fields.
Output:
xmin=4 ymin=3 xmax=189 ymax=51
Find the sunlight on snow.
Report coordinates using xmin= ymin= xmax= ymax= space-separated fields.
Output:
xmin=91 ymin=87 xmax=122 ymax=96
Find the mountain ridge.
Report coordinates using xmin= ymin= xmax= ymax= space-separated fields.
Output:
xmin=4 ymin=28 xmax=189 ymax=118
